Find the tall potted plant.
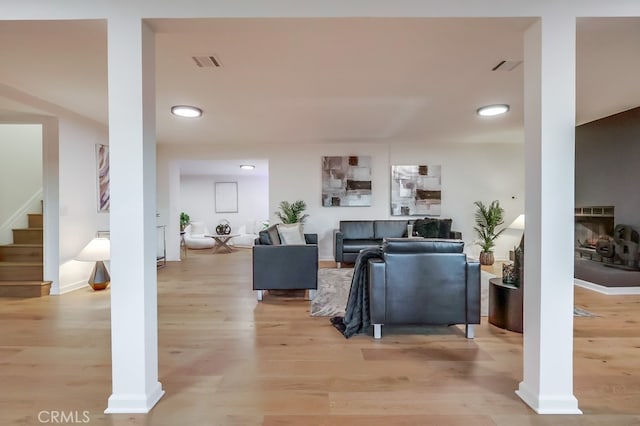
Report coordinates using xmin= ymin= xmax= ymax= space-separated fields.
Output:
xmin=275 ymin=200 xmax=308 ymax=224
xmin=473 ymin=200 xmax=505 ymax=265
xmin=179 ymin=212 xmax=190 ymax=232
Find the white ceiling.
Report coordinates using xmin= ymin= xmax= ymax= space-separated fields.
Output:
xmin=179 ymin=159 xmax=269 ymax=177
xmin=0 ymin=17 xmax=639 ymax=150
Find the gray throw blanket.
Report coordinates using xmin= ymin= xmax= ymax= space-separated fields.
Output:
xmin=330 ymin=247 xmax=383 ymax=338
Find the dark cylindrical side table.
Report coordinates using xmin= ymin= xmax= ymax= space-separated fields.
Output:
xmin=488 ymin=277 xmax=523 ymax=333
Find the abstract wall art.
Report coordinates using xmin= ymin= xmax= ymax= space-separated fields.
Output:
xmin=390 ymin=165 xmax=441 ymax=216
xmin=321 ymin=156 xmax=372 ymax=207
xmin=96 ymin=144 xmax=110 ymax=212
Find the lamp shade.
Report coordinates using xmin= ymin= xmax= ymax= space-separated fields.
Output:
xmin=508 ymin=214 xmax=525 ymax=230
xmin=75 ymin=237 xmax=110 ymax=261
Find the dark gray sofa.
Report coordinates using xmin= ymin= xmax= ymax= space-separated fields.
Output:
xmin=334 ymin=219 xmax=461 ymax=267
xmin=253 ymin=229 xmax=318 ymax=301
xmin=368 ymin=238 xmax=480 ymax=339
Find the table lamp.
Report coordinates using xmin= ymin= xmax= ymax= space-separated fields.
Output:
xmin=76 ymin=237 xmax=111 ymax=291
xmin=508 ymin=214 xmax=525 ymax=260
xmin=509 ymin=214 xmax=525 ymax=231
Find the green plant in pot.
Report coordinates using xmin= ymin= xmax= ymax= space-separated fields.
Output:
xmin=179 ymin=212 xmax=190 ymax=232
xmin=473 ymin=200 xmax=505 ymax=265
xmin=275 ymin=200 xmax=308 ymax=224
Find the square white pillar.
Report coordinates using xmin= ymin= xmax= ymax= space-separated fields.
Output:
xmin=517 ymin=16 xmax=581 ymax=415
xmin=105 ymin=17 xmax=164 ymax=414
xmin=42 ymin=117 xmax=60 ymax=294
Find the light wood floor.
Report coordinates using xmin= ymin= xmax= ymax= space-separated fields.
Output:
xmin=1 ymin=249 xmax=639 ymax=425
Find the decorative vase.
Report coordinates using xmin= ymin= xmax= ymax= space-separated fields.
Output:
xmin=514 ymin=242 xmax=524 ymax=287
xmin=479 ymin=251 xmax=495 ymax=265
xmin=502 ymin=262 xmax=516 ymax=284
xmin=216 ymin=219 xmax=231 ymax=235
xmin=407 ymin=224 xmax=414 ymax=238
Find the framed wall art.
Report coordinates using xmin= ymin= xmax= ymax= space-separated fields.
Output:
xmin=321 ymin=156 xmax=372 ymax=207
xmin=215 ymin=181 xmax=238 ymax=213
xmin=390 ymin=164 xmax=441 ymax=216
xmin=96 ymin=144 xmax=110 ymax=213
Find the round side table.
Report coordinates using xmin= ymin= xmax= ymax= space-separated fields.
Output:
xmin=488 ymin=277 xmax=523 ymax=333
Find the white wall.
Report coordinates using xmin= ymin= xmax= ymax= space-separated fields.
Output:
xmin=57 ymin=116 xmax=110 ymax=293
xmin=0 ymin=124 xmax=42 ymax=244
xmin=158 ymin=141 xmax=524 ymax=261
xmin=179 ymin=174 xmax=269 ymax=234
xmin=392 ymin=143 xmax=525 ymax=260
xmin=1 ymin=87 xmax=109 ymax=293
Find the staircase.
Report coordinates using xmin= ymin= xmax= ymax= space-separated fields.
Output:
xmin=0 ymin=207 xmax=51 ymax=297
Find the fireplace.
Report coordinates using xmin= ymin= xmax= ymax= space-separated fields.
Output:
xmin=575 ymin=206 xmax=614 ymax=259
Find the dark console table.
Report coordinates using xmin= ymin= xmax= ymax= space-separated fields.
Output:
xmin=488 ymin=277 xmax=523 ymax=333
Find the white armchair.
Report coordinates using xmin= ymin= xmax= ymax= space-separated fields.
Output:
xmin=183 ymin=221 xmax=215 ymax=249
xmin=230 ymin=219 xmax=268 ymax=248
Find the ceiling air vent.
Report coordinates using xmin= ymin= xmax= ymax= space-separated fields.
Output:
xmin=491 ymin=60 xmax=522 ymax=72
xmin=192 ymin=55 xmax=222 ymax=68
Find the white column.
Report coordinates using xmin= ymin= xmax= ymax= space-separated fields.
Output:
xmin=105 ymin=17 xmax=164 ymax=414
xmin=167 ymin=160 xmax=181 ymax=261
xmin=42 ymin=117 xmax=60 ymax=294
xmin=517 ymin=16 xmax=581 ymax=414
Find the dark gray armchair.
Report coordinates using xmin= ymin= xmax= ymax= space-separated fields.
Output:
xmin=368 ymin=238 xmax=480 ymax=339
xmin=252 ymin=231 xmax=318 ymax=301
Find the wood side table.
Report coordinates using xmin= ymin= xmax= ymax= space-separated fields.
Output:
xmin=488 ymin=277 xmax=523 ymax=333
xmin=207 ymin=234 xmax=238 ymax=254
xmin=180 ymin=231 xmax=187 ymax=259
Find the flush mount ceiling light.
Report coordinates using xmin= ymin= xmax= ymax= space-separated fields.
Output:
xmin=170 ymin=105 xmax=203 ymax=118
xmin=477 ymin=104 xmax=510 ymax=117
xmin=239 ymin=164 xmax=255 ymax=170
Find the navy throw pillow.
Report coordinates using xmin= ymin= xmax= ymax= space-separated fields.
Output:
xmin=258 ymin=230 xmax=272 ymax=245
xmin=438 ymin=218 xmax=453 ymax=239
xmin=415 ymin=218 xmax=440 ymax=238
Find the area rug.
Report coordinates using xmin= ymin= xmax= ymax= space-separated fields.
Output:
xmin=573 ymin=306 xmax=597 ymax=317
xmin=311 ymin=268 xmax=494 ymax=317
xmin=311 ymin=268 xmax=354 ymax=317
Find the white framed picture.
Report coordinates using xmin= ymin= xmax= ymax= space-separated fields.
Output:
xmin=215 ymin=182 xmax=238 ymax=213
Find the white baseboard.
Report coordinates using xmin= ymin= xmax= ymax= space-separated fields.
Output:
xmin=574 ymin=278 xmax=640 ymax=295
xmin=516 ymin=382 xmax=582 ymax=414
xmin=53 ymin=280 xmax=88 ymax=295
xmin=105 ymin=383 xmax=164 ymax=414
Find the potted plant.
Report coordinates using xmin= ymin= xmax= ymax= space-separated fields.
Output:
xmin=179 ymin=212 xmax=190 ymax=232
xmin=275 ymin=200 xmax=308 ymax=224
xmin=473 ymin=200 xmax=505 ymax=265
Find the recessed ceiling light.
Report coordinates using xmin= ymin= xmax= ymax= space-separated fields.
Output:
xmin=171 ymin=105 xmax=203 ymax=118
xmin=239 ymin=164 xmax=255 ymax=170
xmin=477 ymin=104 xmax=509 ymax=117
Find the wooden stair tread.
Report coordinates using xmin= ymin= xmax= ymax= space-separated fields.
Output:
xmin=0 ymin=281 xmax=51 ymax=286
xmin=0 ymin=280 xmax=51 ymax=297
xmin=1 ymin=206 xmax=47 ymax=293
xmin=0 ymin=245 xmax=44 ymax=263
